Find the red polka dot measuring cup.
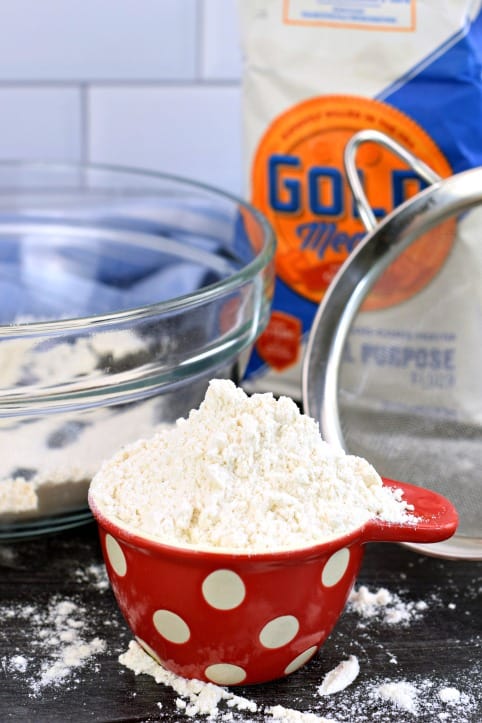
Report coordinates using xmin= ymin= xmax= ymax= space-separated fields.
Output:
xmin=89 ymin=479 xmax=457 ymax=685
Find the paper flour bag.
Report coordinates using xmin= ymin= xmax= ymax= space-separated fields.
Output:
xmin=240 ymin=0 xmax=482 ymax=424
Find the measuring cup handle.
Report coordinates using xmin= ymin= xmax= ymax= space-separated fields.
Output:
xmin=344 ymin=129 xmax=442 ymax=232
xmin=362 ymin=479 xmax=459 ymax=544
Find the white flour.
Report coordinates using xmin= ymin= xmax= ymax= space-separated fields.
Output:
xmin=347 ymin=584 xmax=427 ymax=626
xmin=1 ymin=596 xmax=106 ymax=696
xmin=119 ymin=640 xmax=258 ymax=721
xmin=120 ymin=641 xmax=341 ymax=722
xmin=317 ymin=655 xmax=359 ymax=697
xmin=268 ymin=707 xmax=337 ymax=722
xmin=0 ymin=329 xmax=162 ymax=520
xmin=74 ymin=562 xmax=110 ymax=592
xmin=120 ymin=639 xmax=479 ymax=722
xmin=439 ymin=686 xmax=462 ymax=704
xmin=369 ymin=678 xmax=477 ymax=719
xmin=90 ymin=379 xmax=414 ymax=551
xmin=0 ymin=400 xmax=160 ymax=520
xmin=373 ymin=680 xmax=420 ymax=714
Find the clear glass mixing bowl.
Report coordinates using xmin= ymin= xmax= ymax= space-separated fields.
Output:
xmin=0 ymin=162 xmax=275 ymax=540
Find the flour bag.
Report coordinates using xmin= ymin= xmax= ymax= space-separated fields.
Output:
xmin=240 ymin=0 xmax=482 ymax=430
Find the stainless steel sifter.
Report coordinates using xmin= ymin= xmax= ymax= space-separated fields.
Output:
xmin=303 ymin=130 xmax=482 ymax=560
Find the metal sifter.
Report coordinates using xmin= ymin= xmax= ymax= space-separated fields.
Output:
xmin=303 ymin=130 xmax=482 ymax=560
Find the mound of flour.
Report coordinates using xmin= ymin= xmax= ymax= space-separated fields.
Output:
xmin=89 ymin=379 xmax=414 ymax=551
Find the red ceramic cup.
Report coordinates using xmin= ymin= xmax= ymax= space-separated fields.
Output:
xmin=88 ymin=479 xmax=457 ymax=685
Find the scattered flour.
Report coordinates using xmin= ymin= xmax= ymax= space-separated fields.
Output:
xmin=74 ymin=562 xmax=110 ymax=592
xmin=90 ymin=379 xmax=415 ymax=552
xmin=347 ymin=585 xmax=427 ymax=626
xmin=6 ymin=654 xmax=28 ymax=673
xmin=439 ymin=686 xmax=462 ymax=704
xmin=268 ymin=706 xmax=337 ymax=722
xmin=373 ymin=680 xmax=420 ymax=714
xmin=368 ymin=678 xmax=478 ymax=720
xmin=121 ymin=641 xmax=343 ymax=722
xmin=119 ymin=640 xmax=258 ymax=720
xmin=119 ymin=641 xmax=480 ymax=722
xmin=317 ymin=655 xmax=359 ymax=697
xmin=1 ymin=596 xmax=106 ymax=695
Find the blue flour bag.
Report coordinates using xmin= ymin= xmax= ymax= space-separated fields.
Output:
xmin=240 ymin=0 xmax=482 ymax=430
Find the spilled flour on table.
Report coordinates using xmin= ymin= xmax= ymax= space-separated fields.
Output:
xmin=0 ymin=596 xmax=106 ymax=695
xmin=368 ymin=677 xmax=478 ymax=720
xmin=347 ymin=584 xmax=428 ymax=626
xmin=317 ymin=655 xmax=359 ymax=697
xmin=439 ymin=686 xmax=463 ymax=704
xmin=120 ymin=640 xmax=345 ymax=722
xmin=74 ymin=562 xmax=110 ymax=592
xmin=267 ymin=707 xmax=336 ymax=722
xmin=120 ymin=639 xmax=480 ymax=722
xmin=373 ymin=680 xmax=420 ymax=714
xmin=119 ymin=640 xmax=258 ymax=720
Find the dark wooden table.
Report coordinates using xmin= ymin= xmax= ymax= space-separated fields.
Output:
xmin=1 ymin=522 xmax=480 ymax=722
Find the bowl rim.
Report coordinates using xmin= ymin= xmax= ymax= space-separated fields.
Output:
xmin=88 ymin=475 xmax=458 ymax=561
xmin=88 ymin=489 xmax=365 ymax=563
xmin=0 ymin=159 xmax=276 ymax=336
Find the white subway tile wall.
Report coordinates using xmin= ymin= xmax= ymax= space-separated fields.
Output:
xmin=89 ymin=85 xmax=242 ymax=193
xmin=0 ymin=88 xmax=82 ymax=161
xmin=0 ymin=0 xmax=198 ymax=81
xmin=0 ymin=0 xmax=244 ymax=194
xmin=201 ymin=0 xmax=244 ymax=80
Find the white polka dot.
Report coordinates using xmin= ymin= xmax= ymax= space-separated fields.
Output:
xmin=321 ymin=547 xmax=350 ymax=587
xmin=135 ymin=636 xmax=162 ymax=664
xmin=105 ymin=534 xmax=127 ymax=577
xmin=259 ymin=615 xmax=299 ymax=649
xmin=153 ymin=610 xmax=190 ymax=644
xmin=205 ymin=663 xmax=247 ymax=685
xmin=202 ymin=569 xmax=246 ymax=610
xmin=284 ymin=646 xmax=318 ymax=675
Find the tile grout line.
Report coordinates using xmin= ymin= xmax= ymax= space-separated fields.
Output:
xmin=79 ymin=83 xmax=89 ymax=164
xmin=0 ymin=79 xmax=240 ymax=88
xmin=196 ymin=0 xmax=205 ymax=82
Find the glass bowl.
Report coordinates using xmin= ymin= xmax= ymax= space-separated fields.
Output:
xmin=0 ymin=161 xmax=275 ymax=540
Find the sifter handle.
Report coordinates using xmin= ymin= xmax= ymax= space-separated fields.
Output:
xmin=344 ymin=129 xmax=442 ymax=231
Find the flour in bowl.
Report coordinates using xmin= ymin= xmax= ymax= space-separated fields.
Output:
xmin=89 ymin=379 xmax=414 ymax=551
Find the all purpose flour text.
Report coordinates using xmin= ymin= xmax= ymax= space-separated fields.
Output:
xmin=343 ymin=330 xmax=457 ymax=391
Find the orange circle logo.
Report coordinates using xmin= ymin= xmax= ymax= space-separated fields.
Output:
xmin=252 ymin=95 xmax=454 ymax=310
